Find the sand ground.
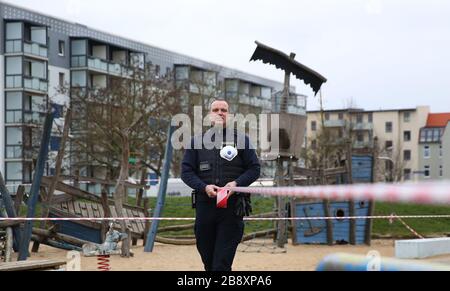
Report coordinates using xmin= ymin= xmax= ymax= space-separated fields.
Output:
xmin=10 ymin=239 xmax=450 ymax=271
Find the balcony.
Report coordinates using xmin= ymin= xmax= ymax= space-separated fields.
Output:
xmin=88 ymin=57 xmax=109 ymax=72
xmin=239 ymin=94 xmax=251 ymax=105
xmin=324 ymin=120 xmax=347 ymax=128
xmin=72 ymin=56 xmax=134 ymax=78
xmin=5 ymin=40 xmax=48 ymax=59
xmin=353 ymin=140 xmax=374 ymax=149
xmin=287 ymin=105 xmax=306 ymax=116
xmin=352 ymin=122 xmax=374 ymax=131
xmin=24 ymin=112 xmax=46 ymax=124
xmin=24 ymin=76 xmax=48 ymax=93
xmin=23 ymin=41 xmax=48 ymax=59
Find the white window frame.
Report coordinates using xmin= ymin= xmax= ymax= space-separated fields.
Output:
xmin=424 ymin=145 xmax=430 ymax=159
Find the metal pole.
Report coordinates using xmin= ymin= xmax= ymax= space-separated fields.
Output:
xmin=144 ymin=125 xmax=175 ymax=252
xmin=0 ymin=171 xmax=21 ymax=251
xmin=18 ymin=111 xmax=55 ymax=261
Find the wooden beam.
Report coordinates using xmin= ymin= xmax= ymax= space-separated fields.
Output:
xmin=19 ymin=111 xmax=55 ymax=261
xmin=0 ymin=259 xmax=66 ymax=271
xmin=32 ymin=228 xmax=91 ymax=247
xmin=0 ymin=171 xmax=21 ymax=251
xmin=14 ymin=185 xmax=25 ymax=216
xmin=0 ymin=221 xmax=21 ymax=228
xmin=55 ymin=175 xmax=148 ymax=189
xmin=41 ymin=176 xmax=144 ymax=212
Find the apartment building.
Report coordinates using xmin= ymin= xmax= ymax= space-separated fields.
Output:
xmin=0 ymin=2 xmax=307 ymax=192
xmin=306 ymin=106 xmax=430 ymax=181
xmin=418 ymin=113 xmax=450 ymax=180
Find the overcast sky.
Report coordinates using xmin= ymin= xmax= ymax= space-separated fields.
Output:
xmin=6 ymin=0 xmax=450 ymax=112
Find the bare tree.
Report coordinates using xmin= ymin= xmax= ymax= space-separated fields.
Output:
xmin=69 ymin=64 xmax=180 ymax=256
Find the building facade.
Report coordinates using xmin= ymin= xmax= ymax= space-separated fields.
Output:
xmin=1 ymin=2 xmax=306 ymax=191
xmin=306 ymin=106 xmax=430 ymax=182
xmin=418 ymin=113 xmax=450 ymax=181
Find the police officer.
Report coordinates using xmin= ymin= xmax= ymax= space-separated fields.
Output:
xmin=181 ymin=99 xmax=261 ymax=271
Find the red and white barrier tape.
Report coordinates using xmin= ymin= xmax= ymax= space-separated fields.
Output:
xmin=1 ymin=214 xmax=450 ymax=222
xmin=389 ymin=213 xmax=424 ymax=239
xmin=228 ymin=181 xmax=450 ymax=205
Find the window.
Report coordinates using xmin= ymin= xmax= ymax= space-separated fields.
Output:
xmin=6 ymin=127 xmax=22 ymax=145
xmin=325 ymin=113 xmax=330 ymax=121
xmin=6 ymin=92 xmax=23 ymax=123
xmin=58 ymin=40 xmax=65 ymax=56
xmin=404 ymin=131 xmax=411 ymax=142
xmin=440 ymin=145 xmax=443 ymax=158
xmin=25 ymin=60 xmax=46 ymax=79
xmin=59 ymin=73 xmax=65 ymax=87
xmin=420 ymin=129 xmax=426 ymax=142
xmin=311 ymin=121 xmax=317 ymax=131
xmin=404 ymin=169 xmax=411 ymax=181
xmin=403 ymin=150 xmax=411 ymax=161
xmin=385 ymin=140 xmax=393 ymax=150
xmin=25 ymin=95 xmax=46 ymax=112
xmin=6 ymin=92 xmax=22 ymax=110
xmin=6 ymin=162 xmax=23 ymax=182
xmin=385 ymin=122 xmax=393 ymax=133
xmin=338 ymin=113 xmax=344 ymax=120
xmin=6 ymin=22 xmax=22 ymax=40
xmin=404 ymin=112 xmax=411 ymax=122
xmin=71 ymin=39 xmax=87 ymax=55
xmin=6 ymin=57 xmax=23 ymax=75
xmin=424 ymin=145 xmax=430 ymax=158
xmin=433 ymin=128 xmax=441 ymax=142
xmin=71 ymin=71 xmax=86 ymax=87
xmin=356 ymin=113 xmax=363 ymax=123
xmin=424 ymin=166 xmax=430 ymax=178
xmin=261 ymin=87 xmax=271 ymax=99
xmin=30 ymin=26 xmax=47 ymax=45
xmin=311 ymin=140 xmax=317 ymax=150
xmin=440 ymin=165 xmax=443 ymax=177
xmin=368 ymin=113 xmax=373 ymax=123
xmin=175 ymin=66 xmax=189 ymax=81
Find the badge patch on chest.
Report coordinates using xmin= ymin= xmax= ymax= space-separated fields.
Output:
xmin=220 ymin=146 xmax=238 ymax=161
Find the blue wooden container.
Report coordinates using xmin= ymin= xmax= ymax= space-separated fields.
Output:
xmin=292 ymin=200 xmax=371 ymax=245
xmin=292 ymin=154 xmax=374 ymax=245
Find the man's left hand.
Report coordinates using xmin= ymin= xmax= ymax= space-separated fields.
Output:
xmin=224 ymin=181 xmax=237 ymax=197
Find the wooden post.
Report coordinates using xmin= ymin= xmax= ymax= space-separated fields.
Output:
xmin=0 ymin=171 xmax=21 ymax=251
xmin=143 ymin=197 xmax=150 ymax=246
xmin=144 ymin=125 xmax=175 ymax=252
xmin=346 ymin=140 xmax=356 ymax=245
xmin=32 ymin=108 xmax=72 ymax=253
xmin=100 ymin=186 xmax=112 ymax=242
xmin=14 ymin=185 xmax=25 ymax=216
xmin=365 ymin=137 xmax=378 ymax=246
xmin=18 ymin=111 xmax=54 ymax=261
xmin=276 ymin=157 xmax=288 ymax=248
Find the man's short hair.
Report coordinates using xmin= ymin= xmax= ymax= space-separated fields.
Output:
xmin=209 ymin=99 xmax=229 ymax=110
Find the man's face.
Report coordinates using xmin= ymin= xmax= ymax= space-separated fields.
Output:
xmin=210 ymin=101 xmax=229 ymax=127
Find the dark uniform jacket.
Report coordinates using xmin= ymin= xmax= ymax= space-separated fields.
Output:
xmin=181 ymin=128 xmax=261 ymax=214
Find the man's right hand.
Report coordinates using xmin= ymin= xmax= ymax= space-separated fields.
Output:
xmin=205 ymin=185 xmax=219 ymax=198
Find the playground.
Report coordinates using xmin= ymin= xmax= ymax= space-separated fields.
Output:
xmin=6 ymin=238 xmax=450 ymax=271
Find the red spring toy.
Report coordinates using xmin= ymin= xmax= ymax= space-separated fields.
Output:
xmin=97 ymin=255 xmax=111 ymax=271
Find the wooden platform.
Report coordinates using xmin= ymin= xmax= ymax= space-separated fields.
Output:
xmin=0 ymin=260 xmax=66 ymax=271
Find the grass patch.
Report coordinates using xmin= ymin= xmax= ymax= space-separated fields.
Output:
xmin=373 ymin=202 xmax=450 ymax=238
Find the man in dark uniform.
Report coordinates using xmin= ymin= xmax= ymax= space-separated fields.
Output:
xmin=181 ymin=99 xmax=260 ymax=271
